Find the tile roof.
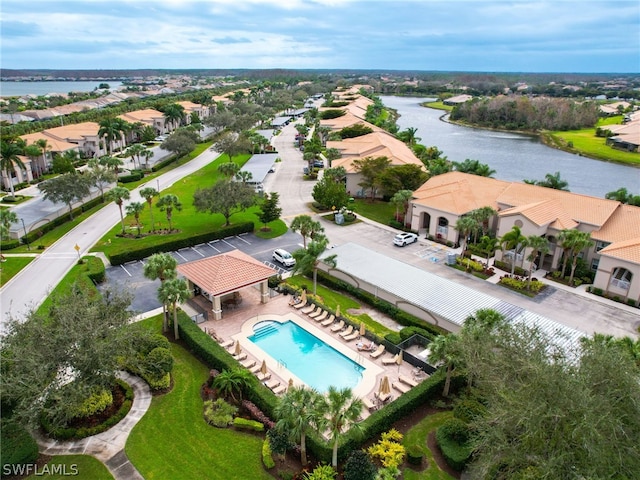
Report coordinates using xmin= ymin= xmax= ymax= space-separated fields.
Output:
xmin=19 ymin=132 xmax=79 ymax=153
xmin=593 ymin=204 xmax=640 ymax=242
xmin=499 ymin=199 xmax=578 ymax=230
xmin=43 ymin=121 xmax=100 ymax=140
xmin=319 ymin=111 xmax=383 ymax=132
xmin=118 ymin=109 xmax=165 ymax=123
xmin=598 ymin=238 xmax=640 ymax=265
xmin=176 ymin=249 xmax=277 ymax=296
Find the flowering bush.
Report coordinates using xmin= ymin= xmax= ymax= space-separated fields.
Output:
xmin=367 ymin=429 xmax=406 ymax=469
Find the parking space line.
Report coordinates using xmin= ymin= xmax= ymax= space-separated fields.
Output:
xmin=120 ymin=264 xmax=132 ymax=277
xmin=174 ymin=251 xmax=188 ymax=261
xmin=236 ymin=235 xmax=251 ymax=245
xmin=207 ymin=241 xmax=221 ymax=253
xmin=221 ymin=238 xmax=236 ymax=248
xmin=191 ymin=246 xmax=205 ymax=257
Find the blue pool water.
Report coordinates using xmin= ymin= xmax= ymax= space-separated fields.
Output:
xmin=248 ymin=320 xmax=364 ymax=392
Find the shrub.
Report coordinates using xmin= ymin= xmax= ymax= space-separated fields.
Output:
xmin=343 ymin=450 xmax=377 ymax=480
xmin=436 ymin=418 xmax=473 ymax=471
xmin=1 ymin=239 xmax=20 ymax=250
xmin=145 ymin=372 xmax=170 ymax=391
xmin=233 ymin=417 xmax=264 ymax=432
xmin=304 ymin=464 xmax=337 ymax=480
xmin=262 ymin=438 xmax=276 ymax=469
xmin=0 ymin=421 xmax=39 ymax=471
xmin=203 ymin=398 xmax=238 ymax=428
xmin=406 ymin=445 xmax=424 ymax=466
xmin=74 ymin=387 xmax=113 ymax=418
xmin=456 ymin=257 xmax=484 ymax=272
xmin=85 ymin=255 xmax=106 ymax=283
xmin=367 ymin=429 xmax=405 ymax=469
xmin=144 ymin=347 xmax=174 ymax=378
xmin=453 ymin=398 xmax=487 ymax=423
xmin=499 ymin=276 xmax=544 ymax=293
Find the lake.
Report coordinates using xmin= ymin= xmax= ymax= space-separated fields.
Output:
xmin=380 ymin=95 xmax=639 ymax=199
xmin=0 ymin=80 xmax=123 ymax=97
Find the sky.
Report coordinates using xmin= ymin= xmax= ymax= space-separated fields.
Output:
xmin=1 ymin=0 xmax=639 ymax=73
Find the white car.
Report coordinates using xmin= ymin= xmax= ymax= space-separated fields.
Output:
xmin=273 ymin=249 xmax=296 ymax=267
xmin=393 ymin=232 xmax=418 ymax=247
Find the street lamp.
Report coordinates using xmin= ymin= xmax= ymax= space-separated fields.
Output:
xmin=20 ymin=218 xmax=30 ymax=251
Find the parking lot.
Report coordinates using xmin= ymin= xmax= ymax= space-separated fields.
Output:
xmin=99 ymin=231 xmax=303 ymax=314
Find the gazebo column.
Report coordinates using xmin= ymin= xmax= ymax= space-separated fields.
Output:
xmin=260 ymin=280 xmax=269 ymax=304
xmin=212 ymin=295 xmax=222 ymax=321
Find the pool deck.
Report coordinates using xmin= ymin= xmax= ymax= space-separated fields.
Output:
xmin=195 ymin=287 xmax=428 ymax=418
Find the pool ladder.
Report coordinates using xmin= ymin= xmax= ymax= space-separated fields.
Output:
xmin=278 ymin=359 xmax=287 ymax=369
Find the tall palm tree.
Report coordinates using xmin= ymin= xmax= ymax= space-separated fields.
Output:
xmin=275 ymin=386 xmax=327 ymax=466
xmin=398 ymin=126 xmax=421 ymax=146
xmin=523 ymin=235 xmax=550 ymax=290
xmin=141 ymin=148 xmax=154 ymax=169
xmin=125 ymin=143 xmax=146 ymax=170
xmin=500 ymin=225 xmax=526 ymax=275
xmin=0 ymin=139 xmax=26 ymax=198
xmin=139 ymin=187 xmax=159 ymax=232
xmin=143 ymin=252 xmax=178 ymax=332
xmin=428 ymin=334 xmax=459 ymax=397
xmin=162 ymin=103 xmax=186 ymax=132
xmin=106 ymin=186 xmax=130 ymax=235
xmin=390 ymin=189 xmax=413 ymax=225
xmin=455 ymin=216 xmax=478 ymax=255
xmin=567 ymin=231 xmax=594 ymax=286
xmin=557 ymin=229 xmax=581 ymax=277
xmin=292 ymin=234 xmax=337 ymax=295
xmin=469 ymin=206 xmax=498 ymax=241
xmin=157 ymin=277 xmax=191 ymax=340
xmin=125 ymin=201 xmax=145 ymax=236
xmin=290 ymin=214 xmax=323 ymax=249
xmin=324 ymin=386 xmax=364 ymax=468
xmin=98 ymin=118 xmax=126 ymax=155
xmin=217 ymin=161 xmax=240 ymax=178
xmin=98 ymin=155 xmax=124 ymax=175
xmin=156 ymin=194 xmax=182 ymax=232
xmin=477 ymin=235 xmax=500 ymax=266
xmin=213 ymin=368 xmax=254 ymax=404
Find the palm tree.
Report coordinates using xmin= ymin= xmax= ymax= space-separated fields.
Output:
xmin=143 ymin=252 xmax=178 ymax=332
xmin=235 ymin=170 xmax=253 ymax=184
xmin=162 ymin=103 xmax=186 ymax=132
xmin=157 ymin=277 xmax=191 ymax=340
xmin=141 ymin=148 xmax=154 ymax=169
xmin=390 ymin=189 xmax=413 ymax=225
xmin=292 ymin=234 xmax=337 ymax=295
xmin=469 ymin=206 xmax=498 ymax=241
xmin=125 ymin=201 xmax=145 ymax=236
xmin=567 ymin=231 xmax=594 ymax=286
xmin=454 ymin=216 xmax=478 ymax=255
xmin=398 ymin=127 xmax=421 ymax=146
xmin=106 ymin=186 xmax=130 ymax=235
xmin=98 ymin=155 xmax=124 ymax=175
xmin=0 ymin=209 xmax=18 ymax=257
xmin=557 ymin=229 xmax=581 ymax=278
xmin=523 ymin=235 xmax=550 ymax=290
xmin=275 ymin=386 xmax=327 ymax=466
xmin=428 ymin=334 xmax=459 ymax=397
xmin=213 ymin=368 xmax=254 ymax=404
xmin=98 ymin=118 xmax=127 ymax=155
xmin=125 ymin=143 xmax=146 ymax=170
xmin=0 ymin=139 xmax=26 ymax=198
xmin=477 ymin=235 xmax=500 ymax=266
xmin=290 ymin=214 xmax=323 ymax=249
xmin=218 ymin=161 xmax=240 ymax=178
xmin=500 ymin=225 xmax=526 ymax=275
xmin=156 ymin=194 xmax=182 ymax=232
xmin=324 ymin=386 xmax=364 ymax=468
xmin=139 ymin=187 xmax=159 ymax=232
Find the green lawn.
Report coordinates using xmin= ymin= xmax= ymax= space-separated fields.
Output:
xmin=402 ymin=411 xmax=456 ymax=480
xmin=27 ymin=455 xmax=113 ymax=480
xmin=126 ymin=316 xmax=273 ymax=480
xmin=351 ymin=198 xmax=397 ymax=227
xmin=0 ymin=256 xmax=35 ymax=287
xmin=422 ymin=101 xmax=453 ymax=112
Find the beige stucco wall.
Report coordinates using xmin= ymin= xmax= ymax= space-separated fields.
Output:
xmin=593 ymin=255 xmax=640 ymax=304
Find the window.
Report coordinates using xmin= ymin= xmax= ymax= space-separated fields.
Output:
xmin=610 ymin=267 xmax=632 ymax=290
xmin=595 ymin=241 xmax=610 ymax=252
xmin=590 ymin=258 xmax=599 ymax=271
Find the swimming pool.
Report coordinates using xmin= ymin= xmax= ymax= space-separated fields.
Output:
xmin=248 ymin=320 xmax=364 ymax=392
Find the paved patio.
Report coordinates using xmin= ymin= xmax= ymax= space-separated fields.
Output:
xmin=190 ymin=286 xmax=428 ymax=418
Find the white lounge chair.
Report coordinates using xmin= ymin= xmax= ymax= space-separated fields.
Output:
xmin=265 ymin=379 xmax=280 ymax=390
xmin=233 ymin=352 xmax=248 ymax=362
xmin=343 ymin=331 xmax=359 ymax=342
xmin=256 ymin=371 xmax=271 ymax=381
xmin=240 ymin=359 xmax=256 ymax=369
xmin=219 ymin=339 xmax=234 ymax=349
xmin=330 ymin=320 xmax=345 ymax=332
xmin=321 ymin=314 xmax=335 ymax=327
xmin=370 ymin=344 xmax=386 ymax=359
xmin=314 ymin=310 xmax=329 ymax=322
xmin=392 ymin=382 xmax=411 ymax=394
xmin=250 ymin=364 xmax=261 ymax=374
xmin=399 ymin=375 xmax=418 ymax=387
xmin=272 ymin=384 xmax=287 ymax=395
xmin=293 ymin=300 xmax=307 ymax=310
xmin=308 ymin=306 xmax=323 ymax=318
xmin=362 ymin=397 xmax=377 ymax=412
xmin=301 ymin=304 xmax=316 ymax=314
xmin=339 ymin=325 xmax=354 ymax=338
xmin=381 ymin=354 xmax=397 ymax=365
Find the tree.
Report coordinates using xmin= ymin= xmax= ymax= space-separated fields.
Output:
xmin=258 ymin=192 xmax=282 ymax=231
xmin=0 ymin=285 xmax=143 ymax=429
xmin=213 ymin=132 xmax=250 ymax=163
xmin=38 ymin=173 xmax=91 ymax=220
xmin=452 ymin=158 xmax=496 ymax=177
xmin=292 ymin=234 xmax=336 ymax=295
xmin=143 ymin=252 xmax=178 ymax=332
xmin=463 ymin=322 xmax=640 ymax=479
xmin=193 ymin=180 xmax=255 ymax=227
xmin=217 ymin=161 xmax=241 ymax=179
xmin=139 ymin=187 xmax=159 ymax=232
xmin=124 ymin=143 xmax=147 ymax=170
xmin=455 ymin=216 xmax=478 ymax=255
xmin=567 ymin=231 xmax=594 ymax=286
xmin=98 ymin=155 xmax=124 ymax=175
xmin=98 ymin=117 xmax=127 ymax=154
xmin=275 ymin=386 xmax=327 ymax=466
xmin=125 ymin=201 xmax=145 ymax=236
xmin=324 ymin=386 xmax=364 ymax=468
xmin=162 ymin=103 xmax=186 ymax=131
xmin=0 ymin=209 xmax=18 ymax=241
xmin=0 ymin=139 xmax=26 ymax=198
xmin=428 ymin=334 xmax=459 ymax=397
xmin=557 ymin=228 xmax=582 ymax=277
xmin=157 ymin=277 xmax=190 ymax=340
xmin=52 ymin=150 xmax=78 ymax=174
xmin=312 ymin=177 xmax=350 ymax=212
xmin=86 ymin=160 xmax=116 ymax=202
xmin=141 ymin=148 xmax=154 ymax=169
xmin=324 ymin=148 xmax=341 ymax=167
xmin=156 ymin=194 xmax=182 ymax=231
xmin=343 ymin=450 xmax=377 ymax=480
xmin=524 ymin=171 xmax=570 ymax=191
xmin=523 ymin=235 xmax=550 ymax=290
xmin=161 ymin=129 xmax=198 ymax=157
xmin=106 ymin=186 xmax=131 ymax=235
xmin=213 ymin=368 xmax=254 ymax=404
xmin=397 ymin=127 xmax=421 ymax=146
xmin=468 ymin=206 xmax=497 ymax=241
xmin=390 ymin=189 xmax=413 ymax=225
xmin=477 ymin=235 xmax=500 ymax=266
xmin=499 ymin=225 xmax=526 ymax=275
xmin=352 ymin=156 xmax=391 ymax=201
xmin=290 ymin=215 xmax=323 ymax=249
xmin=235 ymin=170 xmax=253 ymax=184
xmin=605 ymin=187 xmax=640 ymax=206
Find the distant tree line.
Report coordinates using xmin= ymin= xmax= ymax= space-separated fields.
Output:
xmin=450 ymin=96 xmax=600 ymax=131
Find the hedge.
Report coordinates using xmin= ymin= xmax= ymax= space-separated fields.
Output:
xmin=435 ymin=418 xmax=473 ymax=471
xmin=233 ymin=417 xmax=264 ymax=432
xmin=107 ymin=221 xmax=254 ymax=265
xmin=0 ymin=421 xmax=39 ymax=471
xmin=151 ymin=155 xmax=178 ymax=172
xmin=1 ymin=239 xmax=20 ymax=250
xmin=85 ymin=255 xmax=106 ymax=284
xmin=262 ymin=439 xmax=276 ymax=469
xmin=118 ymin=170 xmax=144 ymax=183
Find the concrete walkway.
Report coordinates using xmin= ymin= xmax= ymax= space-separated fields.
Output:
xmin=34 ymin=371 xmax=151 ymax=480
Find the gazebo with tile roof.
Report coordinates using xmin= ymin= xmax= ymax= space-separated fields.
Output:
xmin=176 ymin=250 xmax=277 ymax=320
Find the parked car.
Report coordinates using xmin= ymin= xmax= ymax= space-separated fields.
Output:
xmin=393 ymin=232 xmax=418 ymax=247
xmin=273 ymin=249 xmax=296 ymax=267
xmin=313 ymin=159 xmax=324 ymax=168
xmin=155 ymin=135 xmax=167 ymax=142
